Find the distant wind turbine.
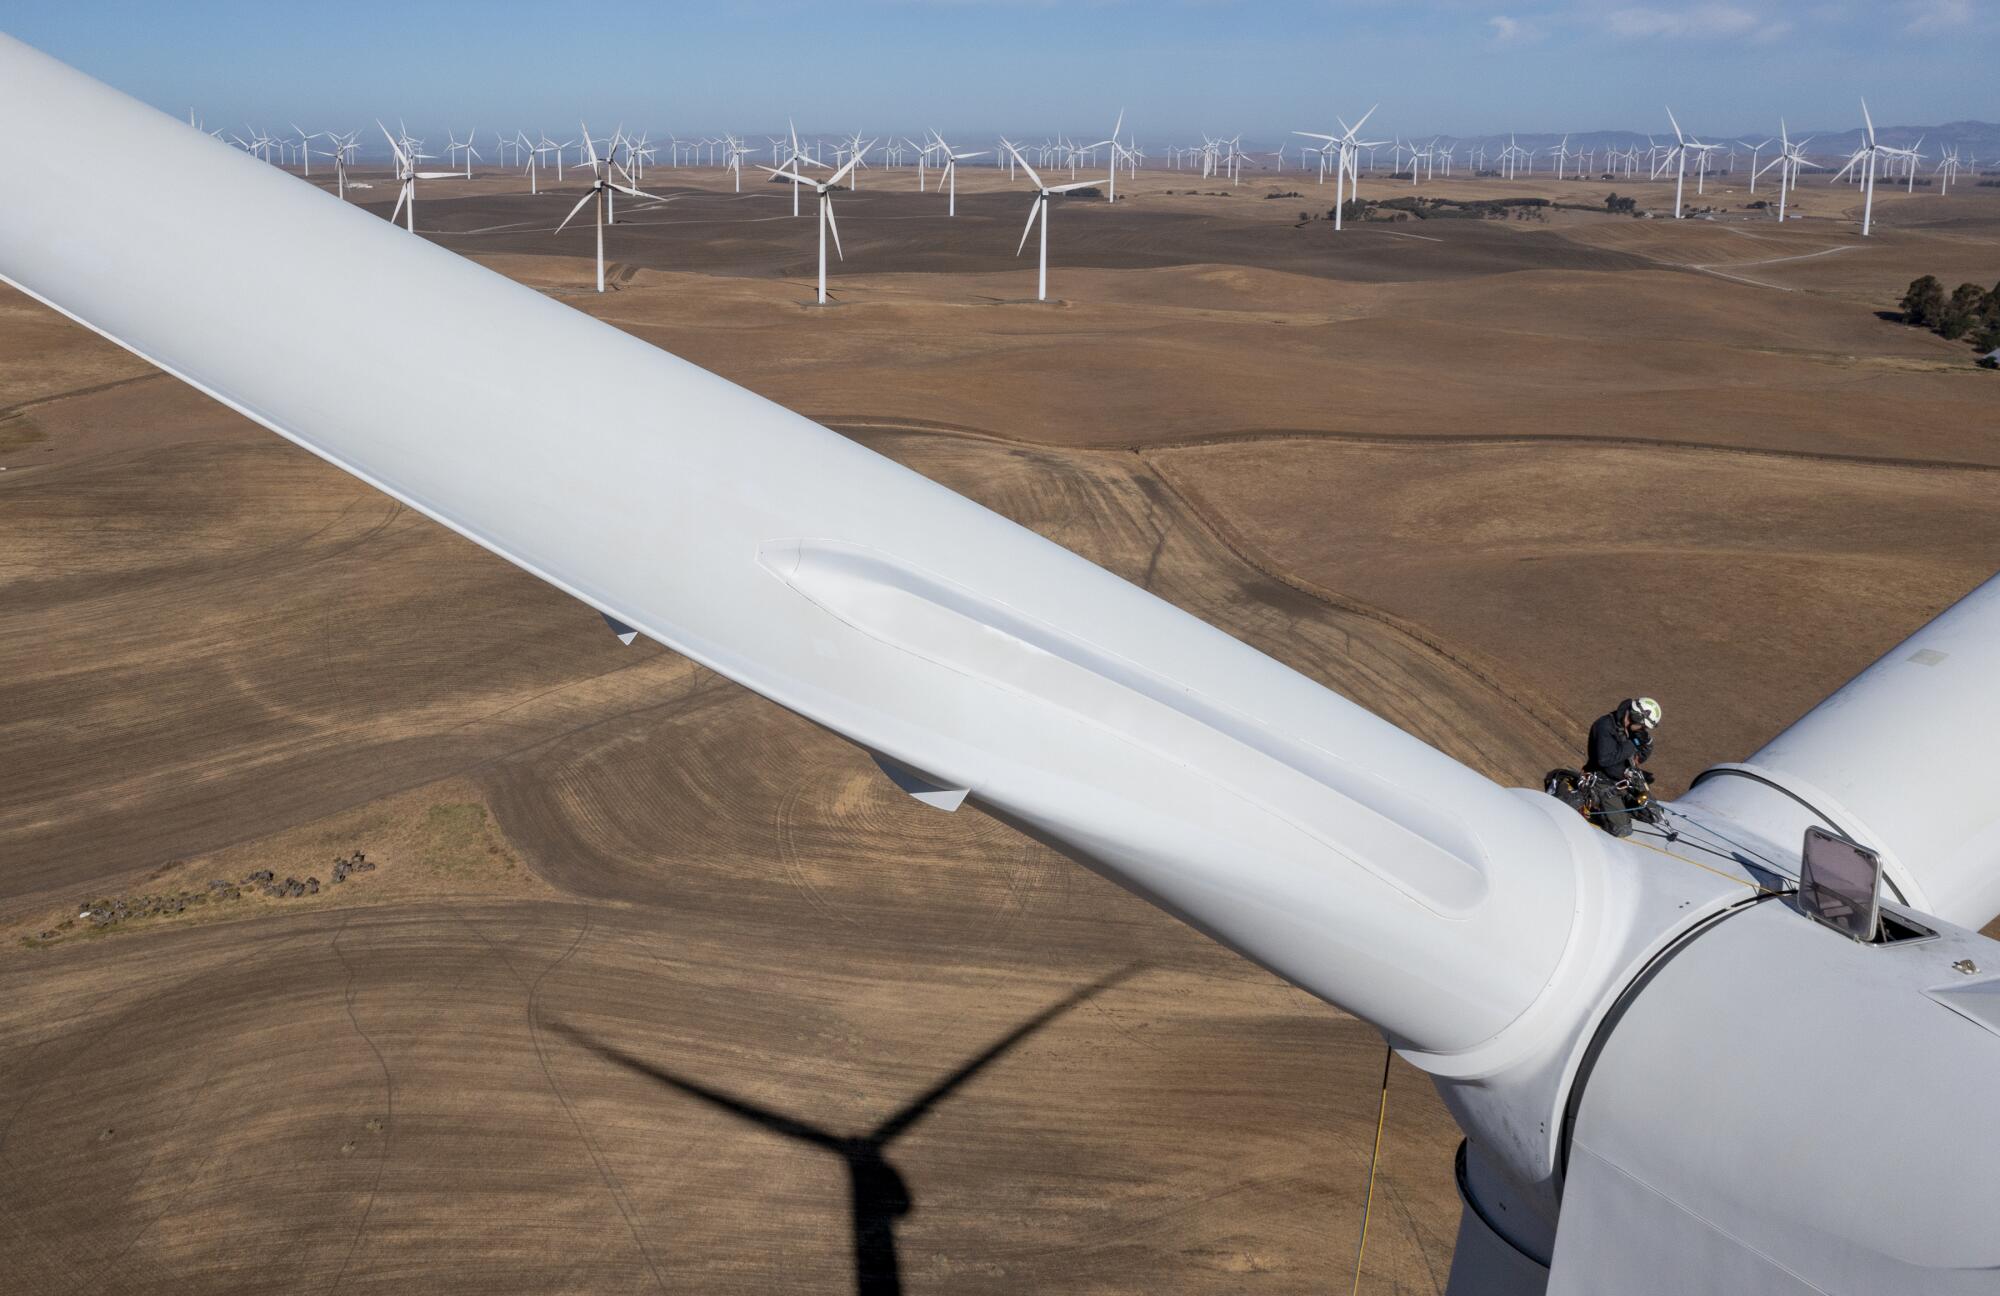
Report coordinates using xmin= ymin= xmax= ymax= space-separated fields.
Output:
xmin=1085 ymin=109 xmax=1126 ymax=203
xmin=1293 ymin=105 xmax=1382 ymax=232
xmin=1756 ymin=120 xmax=1818 ymax=223
xmin=1831 ymin=99 xmax=1899 ymax=237
xmin=1740 ymin=137 xmax=1774 ymax=194
xmin=1002 ymin=139 xmax=1101 ymax=303
xmin=517 ymin=130 xmax=541 ymax=194
xmin=316 ymin=130 xmax=357 ymax=201
xmin=764 ymin=149 xmax=866 ymax=305
xmin=1665 ymin=107 xmax=1722 ymax=219
xmin=555 ymin=121 xmax=664 ymax=293
xmin=378 ymin=122 xmax=459 ymax=233
xmin=447 ymin=127 xmax=479 ymax=179
xmin=929 ymin=131 xmax=989 ymax=217
xmin=290 ymin=122 xmax=317 ymax=177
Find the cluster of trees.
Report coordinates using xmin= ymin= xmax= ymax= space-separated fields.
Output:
xmin=1604 ymin=193 xmax=1639 ymax=215
xmin=1342 ymin=195 xmax=1551 ymax=222
xmin=1899 ymin=276 xmax=2000 ymax=361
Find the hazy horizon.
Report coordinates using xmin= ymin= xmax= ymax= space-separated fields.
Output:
xmin=7 ymin=2 xmax=1996 ymax=144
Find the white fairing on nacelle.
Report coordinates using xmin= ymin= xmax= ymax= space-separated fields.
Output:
xmin=1679 ymin=573 xmax=2000 ymax=931
xmin=1550 ymin=897 xmax=2000 ymax=1294
xmin=0 ymin=35 xmax=1584 ymax=1056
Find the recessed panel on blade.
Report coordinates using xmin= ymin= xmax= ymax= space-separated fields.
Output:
xmin=760 ymin=537 xmax=1490 ymax=915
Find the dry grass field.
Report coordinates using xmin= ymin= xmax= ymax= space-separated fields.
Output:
xmin=2 ymin=158 xmax=1996 ymax=1294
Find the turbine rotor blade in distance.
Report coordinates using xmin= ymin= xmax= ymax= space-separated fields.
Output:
xmin=555 ymin=187 xmax=596 ymax=234
xmin=1016 ymin=193 xmax=1041 ymax=255
xmin=377 ymin=120 xmax=407 ymax=170
xmin=1003 ymin=138 xmax=1045 ymax=191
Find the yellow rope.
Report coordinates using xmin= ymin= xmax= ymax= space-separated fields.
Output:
xmin=1350 ymin=1044 xmax=1393 ymax=1294
xmin=1620 ymin=826 xmax=1771 ymax=892
xmin=1336 ymin=816 xmax=1760 ymax=1288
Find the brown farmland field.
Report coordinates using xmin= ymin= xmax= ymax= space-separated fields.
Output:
xmin=3 ymin=160 xmax=1996 ymax=1294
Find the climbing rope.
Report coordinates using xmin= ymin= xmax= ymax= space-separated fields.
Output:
xmin=1350 ymin=1043 xmax=1393 ymax=1294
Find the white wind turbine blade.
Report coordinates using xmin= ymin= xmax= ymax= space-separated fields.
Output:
xmin=414 ymin=171 xmax=457 ymax=180
xmin=580 ymin=121 xmax=599 ymax=170
xmin=1015 ymin=193 xmax=1041 ymax=254
xmin=823 ymin=192 xmax=843 ymax=260
xmin=1046 ymin=180 xmax=1101 ymax=194
xmin=1678 ymin=574 xmax=2000 ymax=930
xmin=3 ymin=35 xmax=1595 ymax=1062
xmin=391 ymin=179 xmax=411 ymax=226
xmin=1003 ymin=138 xmax=1045 ymax=191
xmin=1861 ymin=97 xmax=1875 ymax=146
xmin=763 ymin=166 xmax=816 ymax=186
xmin=826 ymin=153 xmax=862 ymax=188
xmin=377 ymin=120 xmax=408 ymax=172
xmin=554 ymin=187 xmax=596 ymax=234
xmin=611 ymin=182 xmax=662 ymax=203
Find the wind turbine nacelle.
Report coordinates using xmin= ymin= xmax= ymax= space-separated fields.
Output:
xmin=1449 ymin=892 xmax=2000 ymax=1294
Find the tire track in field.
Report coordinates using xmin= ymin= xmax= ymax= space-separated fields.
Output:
xmin=457 ymin=911 xmax=671 ymax=1294
xmin=327 ymin=913 xmax=394 ymax=1294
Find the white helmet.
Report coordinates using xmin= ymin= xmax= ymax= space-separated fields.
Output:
xmin=1629 ymin=697 xmax=1662 ymax=729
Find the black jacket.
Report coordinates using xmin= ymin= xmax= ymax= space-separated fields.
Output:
xmin=1585 ymin=710 xmax=1650 ymax=780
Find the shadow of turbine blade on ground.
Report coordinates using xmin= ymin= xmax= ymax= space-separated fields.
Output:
xmin=553 ymin=964 xmax=1143 ymax=1296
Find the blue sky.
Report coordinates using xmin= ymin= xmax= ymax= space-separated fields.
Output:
xmin=4 ymin=2 xmax=1993 ymax=142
